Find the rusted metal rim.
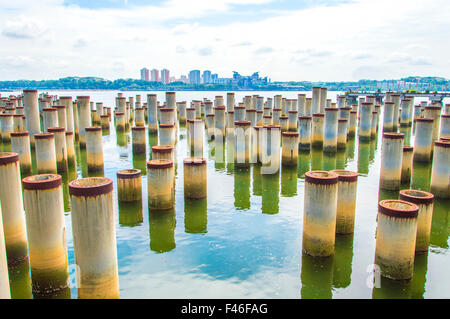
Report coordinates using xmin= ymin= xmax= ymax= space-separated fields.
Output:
xmin=23 ymin=174 xmax=62 ymax=190
xmin=383 ymin=132 xmax=404 ymax=140
xmin=184 ymin=157 xmax=206 ymax=166
xmin=100 ymin=114 xmax=109 ymax=118
xmin=54 ymin=105 xmax=65 ymax=109
xmin=132 ymin=126 xmax=146 ymax=131
xmin=378 ymin=200 xmax=418 ymax=218
xmin=76 ymin=96 xmax=90 ymax=99
xmin=23 ymin=89 xmax=38 ymax=93
xmin=117 ymin=169 xmax=141 ymax=179
xmin=85 ymin=126 xmax=101 ymax=132
xmin=147 ymin=94 xmax=157 ymax=97
xmin=13 ymin=114 xmax=23 ymax=117
xmin=34 ymin=133 xmax=54 ymax=140
xmin=416 ymin=118 xmax=433 ymax=122
xmin=214 ymin=106 xmax=226 ymax=110
xmin=187 ymin=119 xmax=201 ymax=123
xmin=288 ymin=110 xmax=298 ymax=114
xmin=245 ymin=109 xmax=256 ymax=112
xmin=350 ymin=111 xmax=357 ymax=114
xmin=42 ymin=107 xmax=57 ymax=111
xmin=263 ymin=115 xmax=272 ymax=118
xmin=69 ymin=177 xmax=113 ymax=197
xmin=439 ymin=137 xmax=450 ymax=142
xmin=340 ymin=107 xmax=352 ymax=110
xmin=135 ymin=107 xmax=144 ymax=110
xmin=48 ymin=127 xmax=65 ymax=133
xmin=282 ymin=131 xmax=299 ymax=137
xmin=152 ymin=145 xmax=174 ymax=153
xmin=59 ymin=96 xmax=72 ymax=100
xmin=330 ymin=169 xmax=358 ymax=182
xmin=10 ymin=131 xmax=29 ymax=137
xmin=399 ymin=189 xmax=434 ymax=205
xmin=324 ymin=108 xmax=339 ymax=111
xmin=65 ymin=131 xmax=73 ymax=136
xmin=312 ymin=113 xmax=324 ymax=117
xmin=272 ymin=108 xmax=282 ymax=111
xmin=0 ymin=114 xmax=13 ymax=117
xmin=425 ymin=106 xmax=441 ymax=110
xmin=305 ymin=171 xmax=338 ymax=185
xmin=279 ymin=116 xmax=288 ymax=120
xmin=160 ymin=108 xmax=175 ymax=112
xmin=206 ymin=114 xmax=214 ymax=117
xmin=159 ymin=123 xmax=175 ymax=128
xmin=403 ymin=146 xmax=413 ymax=152
xmin=0 ymin=152 xmax=19 ymax=165
xmin=435 ymin=140 xmax=450 ymax=148
xmin=115 ymin=112 xmax=125 ymax=115
xmin=234 ymin=106 xmax=245 ymax=110
xmin=234 ymin=120 xmax=251 ymax=126
xmin=338 ymin=118 xmax=348 ymax=122
xmin=116 ymin=97 xmax=126 ymax=100
xmin=147 ymin=159 xmax=173 ymax=169
xmin=263 ymin=124 xmax=281 ymax=129
xmin=253 ymin=126 xmax=263 ymax=130
xmin=442 ymin=114 xmax=450 ymax=118
xmin=298 ymin=116 xmax=312 ymax=120
xmin=166 ymin=92 xmax=176 ymax=95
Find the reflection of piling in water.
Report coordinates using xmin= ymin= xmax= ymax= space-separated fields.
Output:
xmin=261 ymin=172 xmax=279 ymax=214
xmin=379 ymin=133 xmax=404 ymax=191
xmin=206 ymin=115 xmax=214 ymax=140
xmin=413 ymin=118 xmax=433 ymax=162
xmin=184 ymin=198 xmax=207 ymax=234
xmin=117 ymin=169 xmax=142 ymax=202
xmin=324 ymin=108 xmax=338 ymax=153
xmin=118 ymin=201 xmax=143 ymax=227
xmin=132 ymin=126 xmax=146 ymax=154
xmin=332 ymin=234 xmax=354 ymax=289
xmin=298 ymin=116 xmax=311 ymax=151
xmin=48 ymin=127 xmax=67 ymax=173
xmin=302 ymin=171 xmax=338 ymax=257
xmin=35 ymin=133 xmax=57 ymax=174
xmin=147 ymin=159 xmax=174 ymax=210
xmin=149 ymin=208 xmax=176 ymax=253
xmin=281 ymin=132 xmax=298 ymax=166
xmin=430 ymin=140 xmax=450 ymax=198
xmin=184 ymin=157 xmax=207 ymax=199
xmin=401 ymin=146 xmax=413 ymax=184
xmin=311 ymin=113 xmax=324 ymax=148
xmin=10 ymin=132 xmax=32 ymax=175
xmin=375 ymin=200 xmax=418 ymax=280
xmin=22 ymin=174 xmax=70 ymax=298
xmin=234 ymin=121 xmax=251 ymax=168
xmin=69 ymin=177 xmax=119 ymax=298
xmin=301 ymin=253 xmax=333 ymax=299
xmin=85 ymin=127 xmax=104 ymax=172
xmin=399 ymin=189 xmax=434 ymax=252
xmin=0 ymin=204 xmax=10 ymax=298
xmin=234 ymin=167 xmax=250 ymax=210
xmin=331 ymin=170 xmax=358 ymax=234
xmin=281 ymin=166 xmax=297 ymax=197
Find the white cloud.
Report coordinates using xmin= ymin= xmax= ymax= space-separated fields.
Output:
xmin=2 ymin=15 xmax=47 ymax=39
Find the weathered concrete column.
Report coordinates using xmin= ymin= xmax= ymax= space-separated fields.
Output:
xmin=214 ymin=106 xmax=226 ymax=139
xmin=192 ymin=100 xmax=202 ymax=119
xmin=23 ymin=90 xmax=40 ymax=145
xmin=0 ymin=153 xmax=28 ymax=266
xmin=100 ymin=114 xmax=110 ymax=131
xmin=166 ymin=92 xmax=176 ymax=109
xmin=272 ymin=108 xmax=281 ymax=125
xmin=35 ymin=133 xmax=57 ymax=174
xmin=424 ymin=106 xmax=441 ymax=141
xmin=391 ymin=94 xmax=401 ymax=131
xmin=65 ymin=131 xmax=76 ymax=168
xmin=337 ymin=118 xmax=348 ymax=150
xmin=375 ymin=200 xmax=418 ymax=280
xmin=430 ymin=140 xmax=450 ymax=198
xmin=226 ymin=93 xmax=235 ymax=112
xmin=134 ymin=108 xmax=145 ymax=126
xmin=13 ymin=114 xmax=25 ymax=132
xmin=399 ymin=190 xmax=434 ymax=252
xmin=76 ymin=96 xmax=91 ymax=148
xmin=10 ymin=132 xmax=31 ymax=175
xmin=312 ymin=87 xmax=321 ymax=114
xmin=288 ymin=110 xmax=298 ymax=132
xmin=187 ymin=120 xmax=203 ymax=157
xmin=279 ymin=116 xmax=288 ymax=132
xmin=147 ymin=159 xmax=174 ymax=210
xmin=160 ymin=108 xmax=176 ymax=125
xmin=298 ymin=94 xmax=306 ymax=116
xmin=22 ymin=174 xmax=69 ymax=297
xmin=60 ymin=97 xmax=74 ymax=133
xmin=439 ymin=114 xmax=450 ymax=139
xmin=263 ymin=115 xmax=272 ymax=125
xmin=178 ymin=101 xmax=187 ymax=124
xmin=48 ymin=127 xmax=68 ymax=173
xmin=281 ymin=132 xmax=298 ymax=166
xmin=55 ymin=105 xmax=67 ymax=130
xmin=0 ymin=203 xmax=10 ymax=298
xmin=302 ymin=171 xmax=338 ymax=257
xmin=85 ymin=127 xmax=104 ymax=172
xmin=147 ymin=94 xmax=158 ymax=134
xmin=132 ymin=126 xmax=146 ymax=155
xmin=234 ymin=121 xmax=251 ymax=168
xmin=206 ymin=114 xmax=215 ymax=140
xmin=184 ymin=157 xmax=207 ymax=199
xmin=359 ymin=102 xmax=372 ymax=141
xmin=401 ymin=145 xmax=413 ymax=184
xmin=379 ymin=133 xmax=404 ymax=191
xmin=304 ymin=98 xmax=312 ymax=116
xmin=69 ymin=177 xmax=119 ymax=298
xmin=298 ymin=116 xmax=311 ymax=151
xmin=312 ymin=113 xmax=324 ymax=148
xmin=324 ymin=108 xmax=339 ymax=153
xmin=117 ymin=169 xmax=142 ymax=202
xmin=400 ymin=99 xmax=412 ymax=127
xmin=413 ymin=118 xmax=434 ymax=162
xmin=0 ymin=114 xmax=13 ymax=143
xmin=256 ymin=110 xmax=263 ymax=126
xmin=42 ymin=107 xmax=58 ymax=133
xmin=331 ymin=170 xmax=358 ymax=234
xmin=115 ymin=112 xmax=126 ymax=131
xmin=319 ymin=88 xmax=327 ymax=113
xmin=152 ymin=145 xmax=174 ymax=163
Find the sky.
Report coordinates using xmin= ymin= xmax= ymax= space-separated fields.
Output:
xmin=0 ymin=0 xmax=449 ymax=82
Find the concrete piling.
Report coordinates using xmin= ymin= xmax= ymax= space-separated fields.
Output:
xmin=430 ymin=140 xmax=450 ymax=198
xmin=0 ymin=114 xmax=13 ymax=143
xmin=85 ymin=127 xmax=104 ymax=172
xmin=330 ymin=170 xmax=358 ymax=234
xmin=147 ymin=94 xmax=158 ymax=134
xmin=117 ymin=169 xmax=142 ymax=202
xmin=413 ymin=118 xmax=434 ymax=162
xmin=324 ymin=108 xmax=339 ymax=153
xmin=10 ymin=132 xmax=32 ymax=175
xmin=35 ymin=133 xmax=57 ymax=174
xmin=184 ymin=157 xmax=207 ymax=199
xmin=0 ymin=204 xmax=10 ymax=298
xmin=312 ymin=113 xmax=324 ymax=148
xmin=23 ymin=90 xmax=40 ymax=145
xmin=42 ymin=107 xmax=58 ymax=133
xmin=48 ymin=127 xmax=68 ymax=173
xmin=147 ymin=159 xmax=174 ymax=210
xmin=379 ymin=133 xmax=404 ymax=191
xmin=132 ymin=126 xmax=146 ymax=154
xmin=159 ymin=123 xmax=176 ymax=146
xmin=359 ymin=102 xmax=372 ymax=141
xmin=76 ymin=96 xmax=92 ymax=148
xmin=281 ymin=132 xmax=298 ymax=166
xmin=298 ymin=116 xmax=312 ymax=151
xmin=401 ymin=146 xmax=413 ymax=184
xmin=337 ymin=118 xmax=348 ymax=150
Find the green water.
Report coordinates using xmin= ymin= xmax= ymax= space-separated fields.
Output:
xmin=1 ymin=91 xmax=449 ymax=299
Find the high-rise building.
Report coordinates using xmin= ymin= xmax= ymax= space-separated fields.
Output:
xmin=202 ymin=70 xmax=211 ymax=84
xmin=211 ymin=73 xmax=218 ymax=84
xmin=180 ymin=75 xmax=188 ymax=83
xmin=151 ymin=69 xmax=160 ymax=82
xmin=140 ymin=68 xmax=149 ymax=81
xmin=189 ymin=70 xmax=201 ymax=84
xmin=161 ymin=69 xmax=170 ymax=84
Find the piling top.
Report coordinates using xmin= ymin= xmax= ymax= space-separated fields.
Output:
xmin=23 ymin=89 xmax=38 ymax=93
xmin=382 ymin=132 xmax=404 ymax=140
xmin=65 ymin=131 xmax=73 ymax=136
xmin=34 ymin=133 xmax=54 ymax=140
xmin=273 ymin=108 xmax=282 ymax=111
xmin=13 ymin=114 xmax=23 ymax=117
xmin=132 ymin=126 xmax=146 ymax=131
xmin=184 ymin=157 xmax=206 ymax=166
xmin=282 ymin=131 xmax=299 ymax=137
xmin=234 ymin=120 xmax=251 ymax=127
xmin=0 ymin=152 xmax=19 ymax=166
xmin=305 ymin=171 xmax=339 ymax=185
xmin=403 ymin=146 xmax=413 ymax=152
xmin=186 ymin=107 xmax=196 ymax=111
xmin=0 ymin=114 xmax=13 ymax=117
xmin=298 ymin=116 xmax=312 ymax=120
xmin=115 ymin=112 xmax=125 ymax=115
xmin=11 ymin=131 xmax=29 ymax=137
xmin=187 ymin=119 xmax=201 ymax=124
xmin=85 ymin=126 xmax=101 ymax=132
xmin=416 ymin=118 xmax=433 ymax=123
xmin=69 ymin=177 xmax=113 ymax=197
xmin=288 ymin=110 xmax=298 ymax=114
xmin=263 ymin=115 xmax=272 ymax=118
xmin=338 ymin=118 xmax=348 ymax=123
xmin=117 ymin=169 xmax=141 ymax=179
xmin=440 ymin=137 xmax=450 ymax=142
xmin=312 ymin=113 xmax=324 ymax=117
xmin=324 ymin=107 xmax=339 ymax=112
xmin=399 ymin=189 xmax=434 ymax=205
xmin=22 ymin=174 xmax=62 ymax=190
xmin=54 ymin=105 xmax=65 ymax=109
xmin=435 ymin=140 xmax=450 ymax=148
xmin=246 ymin=109 xmax=256 ymax=112
xmin=214 ymin=106 xmax=226 ymax=111
xmin=152 ymin=145 xmax=174 ymax=153
xmin=378 ymin=200 xmax=418 ymax=219
xmin=59 ymin=96 xmax=72 ymax=100
xmin=159 ymin=123 xmax=175 ymax=128
xmin=100 ymin=114 xmax=109 ymax=118
xmin=48 ymin=126 xmax=65 ymax=133
xmin=76 ymin=96 xmax=90 ymax=100
xmin=206 ymin=114 xmax=214 ymax=117
xmin=147 ymin=159 xmax=173 ymax=169
xmin=279 ymin=116 xmax=288 ymax=120
xmin=42 ymin=107 xmax=57 ymax=111
xmin=160 ymin=108 xmax=175 ymax=112
xmin=442 ymin=114 xmax=450 ymax=119
xmin=263 ymin=124 xmax=281 ymax=130
xmin=425 ymin=106 xmax=441 ymax=110
xmin=330 ymin=169 xmax=358 ymax=182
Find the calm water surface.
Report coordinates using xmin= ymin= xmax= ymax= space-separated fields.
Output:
xmin=1 ymin=90 xmax=449 ymax=299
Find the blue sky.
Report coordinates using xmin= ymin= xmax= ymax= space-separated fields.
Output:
xmin=0 ymin=0 xmax=449 ymax=81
